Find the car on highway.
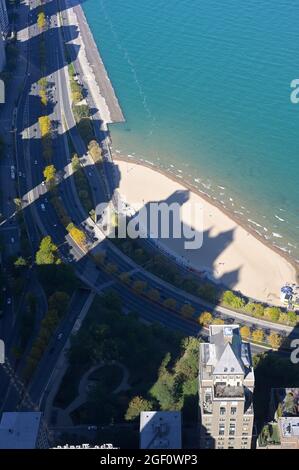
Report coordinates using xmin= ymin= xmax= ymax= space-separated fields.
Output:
xmin=40 ymin=203 xmax=46 ymax=211
xmin=34 ymin=160 xmax=38 ymax=165
xmin=7 ymin=298 xmax=11 ymax=305
xmin=87 ymin=426 xmax=97 ymax=431
xmin=10 ymin=237 xmax=14 ymax=243
xmin=58 ymin=333 xmax=63 ymax=340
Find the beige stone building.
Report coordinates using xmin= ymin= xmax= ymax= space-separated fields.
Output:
xmin=199 ymin=325 xmax=255 ymax=449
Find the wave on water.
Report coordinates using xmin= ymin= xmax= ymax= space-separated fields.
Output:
xmin=248 ymin=219 xmax=262 ymax=228
xmin=275 ymin=214 xmax=285 ymax=222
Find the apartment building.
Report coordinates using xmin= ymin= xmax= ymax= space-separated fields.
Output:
xmin=199 ymin=324 xmax=255 ymax=449
xmin=0 ymin=0 xmax=8 ymax=71
xmin=0 ymin=32 xmax=5 ymax=71
xmin=140 ymin=411 xmax=182 ymax=449
xmin=0 ymin=412 xmax=49 ymax=449
xmin=0 ymin=0 xmax=9 ymax=38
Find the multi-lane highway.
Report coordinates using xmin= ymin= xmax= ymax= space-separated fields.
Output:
xmin=0 ymin=0 xmax=295 ymax=418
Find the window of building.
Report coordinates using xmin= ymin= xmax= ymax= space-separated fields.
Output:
xmin=220 ymin=407 xmax=226 ymax=415
xmin=219 ymin=424 xmax=225 ymax=436
xmin=231 ymin=407 xmax=237 ymax=415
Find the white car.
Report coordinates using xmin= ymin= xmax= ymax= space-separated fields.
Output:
xmin=87 ymin=426 xmax=97 ymax=431
xmin=40 ymin=203 xmax=46 ymax=211
xmin=58 ymin=333 xmax=63 ymax=340
xmin=7 ymin=298 xmax=11 ymax=305
xmin=34 ymin=160 xmax=38 ymax=165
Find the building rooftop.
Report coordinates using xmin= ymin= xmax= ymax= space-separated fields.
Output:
xmin=140 ymin=411 xmax=181 ymax=449
xmin=200 ymin=325 xmax=253 ymax=381
xmin=0 ymin=412 xmax=42 ymax=449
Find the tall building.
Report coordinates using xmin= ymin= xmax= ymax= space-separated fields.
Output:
xmin=0 ymin=33 xmax=5 ymax=72
xmin=258 ymin=388 xmax=299 ymax=449
xmin=198 ymin=324 xmax=255 ymax=449
xmin=140 ymin=411 xmax=182 ymax=449
xmin=0 ymin=0 xmax=9 ymax=38
xmin=0 ymin=412 xmax=49 ymax=449
xmin=0 ymin=0 xmax=8 ymax=72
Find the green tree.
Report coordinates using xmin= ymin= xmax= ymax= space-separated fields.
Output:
xmin=48 ymin=292 xmax=70 ymax=317
xmin=14 ymin=256 xmax=27 ymax=267
xmin=197 ymin=283 xmax=217 ymax=303
xmin=180 ymin=303 xmax=195 ymax=318
xmin=132 ymin=280 xmax=147 ymax=294
xmin=221 ymin=291 xmax=245 ymax=309
xmin=119 ymin=272 xmax=131 ymax=284
xmin=244 ymin=302 xmax=264 ymax=318
xmin=146 ymin=289 xmax=160 ymax=302
xmin=264 ymin=307 xmax=281 ymax=322
xmin=106 ymin=263 xmax=118 ymax=274
xmin=287 ymin=311 xmax=298 ymax=326
xmin=35 ymin=236 xmax=59 ymax=265
xmin=71 ymin=154 xmax=80 ymax=171
xmin=163 ymin=298 xmax=177 ymax=310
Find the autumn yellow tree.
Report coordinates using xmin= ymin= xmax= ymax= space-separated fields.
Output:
xmin=251 ymin=329 xmax=264 ymax=344
xmin=67 ymin=223 xmax=86 ymax=247
xmin=38 ymin=116 xmax=51 ymax=137
xmin=198 ymin=311 xmax=213 ymax=326
xmin=240 ymin=325 xmax=251 ymax=339
xmin=43 ymin=164 xmax=56 ymax=184
xmin=37 ymin=12 xmax=46 ymax=30
xmin=267 ymin=332 xmax=283 ymax=349
xmin=212 ymin=318 xmax=224 ymax=325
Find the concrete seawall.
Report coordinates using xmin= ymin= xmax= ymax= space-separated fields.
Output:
xmin=68 ymin=0 xmax=125 ymax=124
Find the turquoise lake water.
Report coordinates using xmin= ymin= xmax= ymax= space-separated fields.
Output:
xmin=82 ymin=0 xmax=299 ymax=261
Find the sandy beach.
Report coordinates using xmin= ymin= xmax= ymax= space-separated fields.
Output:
xmin=61 ymin=1 xmax=297 ymax=305
xmin=114 ymin=157 xmax=297 ymax=305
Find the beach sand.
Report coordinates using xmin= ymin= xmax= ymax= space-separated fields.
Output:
xmin=114 ymin=158 xmax=297 ymax=305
